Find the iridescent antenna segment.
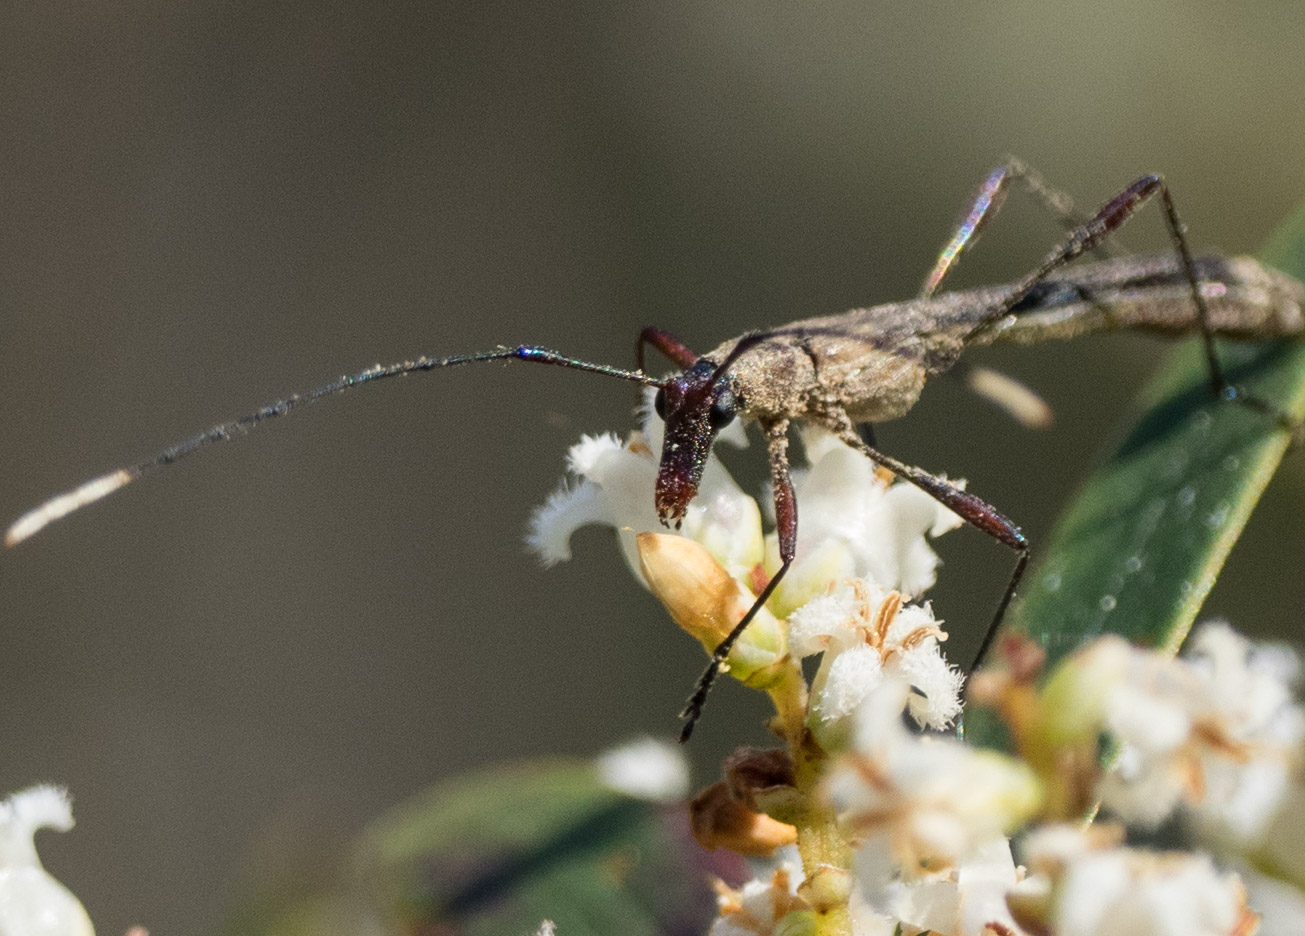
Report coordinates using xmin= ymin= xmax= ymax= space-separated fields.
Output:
xmin=920 ymin=157 xmax=1102 ymax=300
xmin=921 ymin=165 xmax=1011 ymax=298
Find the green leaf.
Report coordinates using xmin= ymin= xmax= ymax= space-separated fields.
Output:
xmin=966 ymin=204 xmax=1305 ymax=748
xmin=223 ymin=758 xmax=741 ymax=936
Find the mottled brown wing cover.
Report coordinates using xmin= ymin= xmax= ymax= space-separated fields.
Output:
xmin=707 ymin=254 xmax=1303 ymax=427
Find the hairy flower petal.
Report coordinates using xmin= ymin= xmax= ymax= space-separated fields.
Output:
xmin=892 ymin=644 xmax=965 ymax=731
xmin=0 ymin=786 xmax=95 ymax=936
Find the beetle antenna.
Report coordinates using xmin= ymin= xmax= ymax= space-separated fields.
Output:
xmin=6 ymin=346 xmax=660 ymax=547
xmin=708 ymin=332 xmax=768 ymax=384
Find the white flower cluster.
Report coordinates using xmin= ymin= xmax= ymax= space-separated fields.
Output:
xmin=827 ymin=682 xmax=1040 ymax=883
xmin=1055 ymin=621 xmax=1305 ymax=907
xmin=712 ymin=778 xmax=1263 ymax=936
xmin=530 ymin=404 xmax=1303 ymax=936
xmin=707 ymin=747 xmax=1038 ymax=936
xmin=736 ymin=622 xmax=1303 ymax=936
xmin=528 ymin=396 xmax=964 ymax=702
xmin=1013 ymin=824 xmax=1258 ymax=936
xmin=1048 ymin=623 xmax=1305 ymax=854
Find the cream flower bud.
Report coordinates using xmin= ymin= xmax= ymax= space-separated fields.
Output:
xmin=636 ymin=533 xmax=785 ymax=684
xmin=0 ymin=786 xmax=94 ymax=936
xmin=1036 ymin=634 xmax=1131 ymax=748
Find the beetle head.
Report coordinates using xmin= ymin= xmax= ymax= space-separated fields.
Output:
xmin=652 ymin=358 xmax=738 ymax=527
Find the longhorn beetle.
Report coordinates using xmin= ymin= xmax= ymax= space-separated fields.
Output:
xmin=8 ymin=162 xmax=1304 ymax=741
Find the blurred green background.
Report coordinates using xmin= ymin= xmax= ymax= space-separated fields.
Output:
xmin=3 ymin=2 xmax=1303 ymax=932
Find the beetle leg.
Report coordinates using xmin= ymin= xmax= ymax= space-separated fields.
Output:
xmin=976 ymin=176 xmax=1298 ymax=431
xmin=638 ymin=326 xmax=699 ymax=372
xmin=922 ymin=157 xmax=1111 ymax=298
xmin=826 ymin=412 xmax=1029 ymax=676
xmin=678 ymin=418 xmax=795 ymax=742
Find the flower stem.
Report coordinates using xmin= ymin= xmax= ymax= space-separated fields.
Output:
xmin=774 ymin=670 xmax=854 ymax=936
xmin=766 ymin=661 xmax=809 ymax=744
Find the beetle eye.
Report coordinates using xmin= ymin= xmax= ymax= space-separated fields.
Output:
xmin=653 ymin=388 xmax=666 ymax=419
xmin=708 ymin=388 xmax=737 ymax=429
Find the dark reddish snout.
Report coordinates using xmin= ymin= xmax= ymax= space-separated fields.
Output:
xmin=654 ymin=470 xmax=699 ymax=527
xmin=653 ymin=358 xmax=738 ymax=527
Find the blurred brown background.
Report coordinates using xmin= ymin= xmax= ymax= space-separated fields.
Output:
xmin=3 ymin=1 xmax=1304 ymax=932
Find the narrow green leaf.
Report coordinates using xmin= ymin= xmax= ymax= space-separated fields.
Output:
xmin=1009 ymin=338 xmax=1303 ymax=658
xmin=967 ymin=204 xmax=1305 ymax=747
xmin=224 ymin=758 xmax=741 ymax=936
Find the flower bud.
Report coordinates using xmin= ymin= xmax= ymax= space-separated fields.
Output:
xmin=637 ymin=533 xmax=785 ymax=682
xmin=690 ymin=782 xmax=798 ymax=857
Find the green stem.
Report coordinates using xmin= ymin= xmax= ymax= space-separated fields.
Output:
xmin=766 ymin=661 xmax=809 ymax=743
xmin=763 ymin=661 xmax=855 ymax=934
xmin=782 ymin=681 xmax=854 ymax=936
xmin=795 ymin=812 xmax=854 ymax=936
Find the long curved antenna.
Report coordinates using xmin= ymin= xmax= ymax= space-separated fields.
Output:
xmin=707 ymin=331 xmax=768 ymax=384
xmin=7 ymin=346 xmax=660 ymax=547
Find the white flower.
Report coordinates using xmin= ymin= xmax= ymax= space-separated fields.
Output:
xmin=708 ymin=863 xmax=903 ymax=935
xmin=595 ymin=736 xmax=689 ymax=803
xmin=527 ymin=401 xmax=966 ymax=712
xmin=826 ymin=682 xmax=1041 ymax=881
xmin=844 ymin=893 xmax=899 ymax=936
xmin=765 ymin=427 xmax=964 ymax=616
xmin=885 ymin=836 xmax=1028 ymax=936
xmin=1084 ymin=623 xmax=1305 ymax=836
xmin=1236 ymin=865 xmax=1305 ymax=936
xmin=0 ymin=786 xmax=95 ymax=936
xmin=788 ymin=580 xmax=963 ymax=732
xmin=1179 ymin=624 xmax=1305 ymax=852
xmin=707 ymin=864 xmax=808 ymax=936
xmin=1016 ymin=824 xmax=1257 ymax=936
xmin=528 ymin=412 xmax=962 ymax=617
xmin=527 ymin=394 xmax=762 ymax=582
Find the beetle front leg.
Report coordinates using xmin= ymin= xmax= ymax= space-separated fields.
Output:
xmin=826 ymin=413 xmax=1029 ymax=675
xmin=678 ymin=418 xmax=796 ymax=742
